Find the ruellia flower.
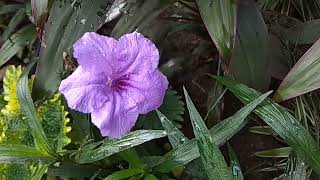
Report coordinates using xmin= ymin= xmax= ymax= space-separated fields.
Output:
xmin=59 ymin=32 xmax=168 ymax=138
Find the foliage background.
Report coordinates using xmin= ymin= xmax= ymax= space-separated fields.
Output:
xmin=2 ymin=0 xmax=320 ymax=179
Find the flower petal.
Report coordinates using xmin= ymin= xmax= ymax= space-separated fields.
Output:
xmin=59 ymin=66 xmax=110 ymax=113
xmin=73 ymin=32 xmax=117 ymax=73
xmin=125 ymin=70 xmax=168 ymax=114
xmin=116 ymin=32 xmax=159 ymax=76
xmin=91 ymin=92 xmax=139 ymax=138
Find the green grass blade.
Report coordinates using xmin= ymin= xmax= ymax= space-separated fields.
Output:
xmin=255 ymin=147 xmax=291 ymax=158
xmin=75 ymin=130 xmax=167 ymax=164
xmin=249 ymin=126 xmax=275 ymax=135
xmin=153 ymin=91 xmax=271 ymax=173
xmin=157 ymin=110 xmax=186 ymax=148
xmin=196 ymin=0 xmax=236 ymax=61
xmin=184 ymin=87 xmax=233 ymax=180
xmin=157 ymin=110 xmax=208 ymax=179
xmin=0 ymin=24 xmax=36 ymax=67
xmin=0 ymin=144 xmax=52 ymax=163
xmin=274 ymin=38 xmax=320 ymax=102
xmin=229 ymin=0 xmax=270 ymax=91
xmin=17 ymin=61 xmax=55 ymax=156
xmin=104 ymin=169 xmax=144 ymax=180
xmin=215 ymin=76 xmax=320 ymax=175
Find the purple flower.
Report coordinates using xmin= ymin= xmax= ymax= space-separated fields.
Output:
xmin=59 ymin=32 xmax=168 ymax=138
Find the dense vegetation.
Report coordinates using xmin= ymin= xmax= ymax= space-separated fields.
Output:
xmin=1 ymin=0 xmax=320 ymax=179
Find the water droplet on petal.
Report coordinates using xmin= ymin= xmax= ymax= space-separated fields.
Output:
xmin=81 ymin=18 xmax=86 ymax=24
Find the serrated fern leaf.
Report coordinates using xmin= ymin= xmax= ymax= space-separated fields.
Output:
xmin=1 ymin=66 xmax=23 ymax=117
xmin=38 ymin=93 xmax=71 ymax=151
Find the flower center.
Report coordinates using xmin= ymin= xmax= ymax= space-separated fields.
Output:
xmin=108 ymin=75 xmax=131 ymax=92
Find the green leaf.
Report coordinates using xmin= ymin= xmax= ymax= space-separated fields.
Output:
xmin=227 ymin=144 xmax=244 ymax=180
xmin=17 ymin=61 xmax=55 ymax=156
xmin=119 ymin=149 xmax=144 ymax=169
xmin=104 ymin=169 xmax=144 ymax=180
xmin=228 ymin=0 xmax=270 ymax=91
xmin=38 ymin=94 xmax=71 ymax=151
xmin=3 ymin=163 xmax=33 ymax=179
xmin=138 ymin=90 xmax=184 ymax=129
xmin=144 ymin=174 xmax=158 ymax=180
xmin=31 ymin=0 xmax=48 ymax=37
xmin=47 ymin=161 xmax=103 ymax=178
xmin=33 ymin=0 xmax=112 ymax=100
xmin=274 ymin=38 xmax=320 ymax=102
xmin=0 ymin=25 xmax=36 ymax=67
xmin=215 ymin=76 xmax=320 ymax=175
xmin=157 ymin=110 xmax=186 ymax=148
xmin=0 ymin=4 xmax=23 ymax=15
xmin=75 ymin=130 xmax=167 ymax=164
xmin=284 ymin=151 xmax=307 ymax=180
xmin=2 ymin=65 xmax=24 ymax=117
xmin=257 ymin=0 xmax=282 ymax=10
xmin=196 ymin=0 xmax=236 ymax=60
xmin=0 ymin=144 xmax=51 ymax=163
xmin=281 ymin=19 xmax=320 ymax=45
xmin=255 ymin=147 xmax=291 ymax=158
xmin=184 ymin=87 xmax=232 ymax=180
xmin=2 ymin=8 xmax=26 ymax=41
xmin=68 ymin=110 xmax=91 ymax=145
xmin=249 ymin=126 xmax=276 ymax=136
xmin=103 ymin=0 xmax=128 ymax=24
xmin=157 ymin=110 xmax=208 ymax=179
xmin=31 ymin=162 xmax=49 ymax=180
xmin=153 ymin=91 xmax=271 ymax=172
xmin=111 ymin=0 xmax=171 ymax=38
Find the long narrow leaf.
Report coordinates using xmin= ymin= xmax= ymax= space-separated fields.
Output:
xmin=2 ymin=8 xmax=26 ymax=40
xmin=184 ymin=87 xmax=233 ymax=180
xmin=0 ymin=4 xmax=23 ymax=15
xmin=104 ymin=169 xmax=144 ymax=180
xmin=75 ymin=130 xmax=167 ymax=164
xmin=33 ymin=0 xmax=112 ymax=100
xmin=153 ymin=91 xmax=271 ymax=172
xmin=196 ymin=0 xmax=236 ymax=60
xmin=111 ymin=0 xmax=171 ymax=38
xmin=157 ymin=110 xmax=208 ymax=179
xmin=17 ymin=61 xmax=55 ymax=156
xmin=157 ymin=110 xmax=186 ymax=148
xmin=255 ymin=147 xmax=291 ymax=158
xmin=0 ymin=25 xmax=36 ymax=67
xmin=0 ymin=144 xmax=51 ymax=163
xmin=281 ymin=19 xmax=320 ymax=45
xmin=274 ymin=38 xmax=320 ymax=102
xmin=31 ymin=0 xmax=49 ymax=38
xmin=227 ymin=144 xmax=244 ymax=180
xmin=215 ymin=76 xmax=320 ymax=175
xmin=228 ymin=0 xmax=270 ymax=91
